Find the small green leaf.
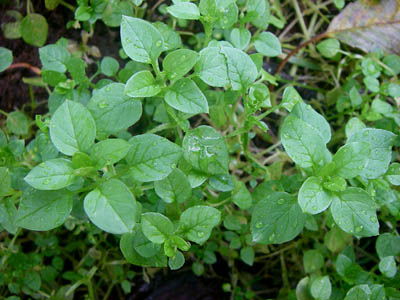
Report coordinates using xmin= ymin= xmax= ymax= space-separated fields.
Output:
xmin=195 ymin=46 xmax=229 ymax=87
xmin=310 ymin=276 xmax=332 ymax=300
xmin=379 ymin=256 xmax=397 ymax=278
xmin=24 ymin=158 xmax=75 ymax=190
xmin=0 ymin=198 xmax=18 ymax=234
xmin=316 ymin=39 xmax=340 ymax=58
xmin=20 ymin=13 xmax=48 ymax=47
xmin=153 ymin=22 xmax=182 ymax=51
xmin=240 ymin=247 xmax=255 ymax=266
xmin=87 ymin=83 xmax=142 ymax=138
xmin=0 ymin=167 xmax=11 ymax=197
xmin=323 ymin=176 xmax=347 ymax=192
xmin=298 ymin=176 xmax=336 ymax=214
xmin=6 ymin=111 xmax=29 ymax=136
xmin=251 ymin=192 xmax=305 ymax=244
xmin=249 ymin=83 xmax=271 ymax=109
xmin=230 ymin=28 xmax=251 ymax=50
xmin=90 ymin=139 xmax=131 ymax=169
xmin=126 ymin=134 xmax=182 ymax=182
xmin=281 ymin=86 xmax=302 ymax=112
xmin=232 ymin=181 xmax=253 ymax=209
xmin=134 ymin=229 xmax=162 ymax=258
xmin=100 ymin=56 xmax=120 ymax=76
xmin=330 ymin=188 xmax=379 ymax=237
xmin=141 ymin=212 xmax=174 ymax=244
xmin=254 ymin=32 xmax=282 ymax=57
xmin=0 ymin=47 xmax=13 ymax=72
xmin=125 ymin=70 xmax=161 ymax=98
xmin=345 ymin=117 xmax=366 ymax=139
xmin=376 ymin=233 xmax=400 ymax=259
xmin=163 ymin=49 xmax=198 ymax=80
xmin=182 ymin=126 xmax=229 ymax=175
xmin=344 ymin=285 xmax=371 ymax=300
xmin=167 ymin=2 xmax=200 ymax=20
xmin=385 ymin=163 xmax=400 ymax=185
xmin=303 ymin=250 xmax=324 ymax=273
xmin=349 ymin=86 xmax=363 ymax=107
xmin=39 ymin=44 xmax=70 ymax=73
xmin=179 ymin=205 xmax=221 ymax=244
xmin=121 ymin=16 xmax=164 ymax=63
xmin=347 ymin=128 xmax=395 ymax=179
xmin=165 ymin=78 xmax=208 ymax=114
xmin=332 ymin=142 xmax=371 ymax=179
xmin=154 ymin=168 xmax=192 ymax=203
xmin=168 ymin=251 xmax=185 ymax=270
xmin=50 ymin=100 xmax=96 ymax=156
xmin=84 ymin=179 xmax=137 ymax=234
xmin=16 ymin=188 xmax=73 ymax=231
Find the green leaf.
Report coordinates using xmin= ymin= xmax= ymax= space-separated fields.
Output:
xmin=250 ymin=0 xmax=270 ymax=29
xmin=168 ymin=251 xmax=185 ymax=270
xmin=349 ymin=86 xmax=363 ymax=107
xmin=23 ymin=270 xmax=41 ymax=291
xmin=316 ymin=39 xmax=340 ymax=58
xmin=249 ymin=83 xmax=271 ymax=109
xmin=230 ymin=28 xmax=251 ymax=50
xmin=254 ymin=32 xmax=282 ymax=57
xmin=133 ymin=229 xmax=161 ymax=258
xmin=298 ymin=176 xmax=336 ymax=214
xmin=120 ymin=16 xmax=164 ymax=64
xmin=163 ymin=49 xmax=198 ymax=80
xmin=281 ymin=86 xmax=303 ymax=112
xmin=126 ymin=134 xmax=182 ymax=182
xmin=154 ymin=168 xmax=192 ymax=203
xmin=50 ymin=100 xmax=96 ymax=156
xmin=232 ymin=181 xmax=253 ymax=209
xmin=195 ymin=47 xmax=229 ymax=87
xmin=100 ymin=56 xmax=119 ymax=76
xmin=379 ymin=256 xmax=397 ymax=278
xmin=39 ymin=44 xmax=70 ymax=73
xmin=90 ymin=139 xmax=131 ymax=169
xmin=220 ymin=46 xmax=258 ymax=91
xmin=84 ymin=179 xmax=137 ymax=234
xmin=347 ymin=128 xmax=395 ymax=179
xmin=182 ymin=125 xmax=229 ymax=175
xmin=16 ymin=188 xmax=73 ymax=231
xmin=125 ymin=70 xmax=161 ymax=98
xmin=344 ymin=285 xmax=371 ymax=300
xmin=167 ymin=2 xmax=200 ymax=20
xmin=251 ymin=192 xmax=305 ymax=244
xmin=20 ymin=13 xmax=48 ymax=47
xmin=310 ymin=276 xmax=332 ymax=300
xmin=330 ymin=187 xmax=379 ymax=237
xmin=0 ymin=47 xmax=12 ymax=72
xmin=165 ymin=78 xmax=208 ymax=114
xmin=332 ymin=142 xmax=371 ymax=179
xmin=87 ymin=83 xmax=142 ymax=138
xmin=141 ymin=212 xmax=174 ymax=243
xmin=153 ymin=22 xmax=182 ymax=51
xmin=24 ymin=158 xmax=75 ymax=190
xmin=120 ymin=230 xmax=167 ymax=267
xmin=291 ymin=102 xmax=331 ymax=144
xmin=179 ymin=205 xmax=221 ymax=244
xmin=45 ymin=0 xmax=60 ymax=10
xmin=323 ymin=176 xmax=347 ymax=192
xmin=303 ymin=250 xmax=324 ymax=273
xmin=281 ymin=115 xmax=331 ymax=169
xmin=376 ymin=233 xmax=400 ymax=259
xmin=66 ymin=57 xmax=89 ymax=86
xmin=345 ymin=117 xmax=365 ymax=139
xmin=6 ymin=111 xmax=29 ymax=136
xmin=240 ymin=247 xmax=255 ymax=266
xmin=0 ymin=198 xmax=18 ymax=234
xmin=385 ymin=163 xmax=400 ymax=185
xmin=0 ymin=167 xmax=11 ymax=197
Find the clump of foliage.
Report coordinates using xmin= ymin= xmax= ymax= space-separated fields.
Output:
xmin=0 ymin=0 xmax=400 ymax=299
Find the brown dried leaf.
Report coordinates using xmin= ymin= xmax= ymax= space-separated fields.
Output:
xmin=327 ymin=0 xmax=400 ymax=54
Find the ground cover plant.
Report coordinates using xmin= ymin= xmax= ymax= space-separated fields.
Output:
xmin=0 ymin=0 xmax=400 ymax=299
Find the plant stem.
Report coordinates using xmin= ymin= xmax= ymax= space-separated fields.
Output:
xmin=60 ymin=0 xmax=75 ymax=12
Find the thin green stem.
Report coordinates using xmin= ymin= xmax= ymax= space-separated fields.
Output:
xmin=60 ymin=0 xmax=76 ymax=12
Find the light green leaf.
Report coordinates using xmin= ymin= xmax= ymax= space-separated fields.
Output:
xmin=345 ymin=117 xmax=365 ymax=139
xmin=281 ymin=115 xmax=331 ymax=169
xmin=344 ymin=285 xmax=371 ymax=300
xmin=168 ymin=251 xmax=185 ymax=270
xmin=230 ymin=28 xmax=251 ymax=50
xmin=90 ymin=139 xmax=131 ymax=169
xmin=24 ymin=158 xmax=75 ymax=190
xmin=311 ymin=276 xmax=332 ymax=300
xmin=281 ymin=86 xmax=303 ymax=112
xmin=316 ymin=39 xmax=340 ymax=58
xmin=165 ymin=78 xmax=208 ymax=114
xmin=195 ymin=46 xmax=229 ymax=87
xmin=163 ymin=49 xmax=198 ymax=80
xmin=232 ymin=181 xmax=253 ymax=209
xmin=249 ymin=83 xmax=271 ymax=109
xmin=221 ymin=46 xmax=258 ymax=91
xmin=153 ymin=22 xmax=182 ymax=51
xmin=141 ymin=212 xmax=174 ymax=243
xmin=379 ymin=256 xmax=397 ymax=278
xmin=385 ymin=163 xmax=400 ymax=185
xmin=133 ymin=229 xmax=161 ymax=258
xmin=179 ymin=205 xmax=221 ymax=244
xmin=20 ymin=14 xmax=48 ymax=47
xmin=154 ymin=168 xmax=192 ymax=203
xmin=87 ymin=83 xmax=142 ymax=138
xmin=125 ymin=70 xmax=161 ymax=98
xmin=240 ymin=247 xmax=255 ymax=266
xmin=251 ymin=192 xmax=305 ymax=244
xmin=120 ymin=16 xmax=164 ymax=63
xmin=0 ymin=198 xmax=18 ymax=234
xmin=50 ymin=100 xmax=96 ymax=156
xmin=0 ymin=167 xmax=11 ymax=197
xmin=322 ymin=176 xmax=347 ymax=192
xmin=167 ymin=2 xmax=200 ymax=20
xmin=84 ymin=179 xmax=137 ymax=234
xmin=250 ymin=0 xmax=270 ymax=29
xmin=16 ymin=188 xmax=73 ymax=231
xmin=254 ymin=32 xmax=282 ymax=57
xmin=0 ymin=47 xmax=13 ymax=72
xmin=303 ymin=250 xmax=324 ymax=273
xmin=126 ymin=134 xmax=182 ymax=182
xmin=376 ymin=233 xmax=400 ymax=259
xmin=347 ymin=128 xmax=395 ymax=179
xmin=39 ymin=44 xmax=70 ymax=73
xmin=120 ymin=230 xmax=167 ymax=267
xmin=330 ymin=187 xmax=379 ymax=237
xmin=333 ymin=142 xmax=371 ymax=179
xmin=100 ymin=56 xmax=119 ymax=76
xmin=182 ymin=125 xmax=229 ymax=175
xmin=291 ymin=102 xmax=331 ymax=144
xmin=298 ymin=176 xmax=336 ymax=214
xmin=6 ymin=111 xmax=29 ymax=136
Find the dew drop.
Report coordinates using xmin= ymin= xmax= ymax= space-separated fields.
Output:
xmin=255 ymin=222 xmax=263 ymax=229
xmin=98 ymin=101 xmax=109 ymax=109
xmin=370 ymin=216 xmax=377 ymax=223
xmin=269 ymin=233 xmax=275 ymax=242
xmin=312 ymin=206 xmax=318 ymax=211
xmin=197 ymin=231 xmax=204 ymax=238
xmin=306 ymin=105 xmax=312 ymax=110
xmin=363 ymin=131 xmax=369 ymax=136
xmin=125 ymin=38 xmax=131 ymax=43
xmin=43 ymin=178 xmax=51 ymax=185
xmin=105 ymin=87 xmax=111 ymax=92
xmin=358 ymin=166 xmax=363 ymax=170
xmin=156 ymin=40 xmax=162 ymax=47
xmin=355 ymin=225 xmax=363 ymax=232
xmin=277 ymin=198 xmax=285 ymax=205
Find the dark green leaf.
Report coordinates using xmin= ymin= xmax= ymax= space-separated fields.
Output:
xmin=20 ymin=14 xmax=48 ymax=47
